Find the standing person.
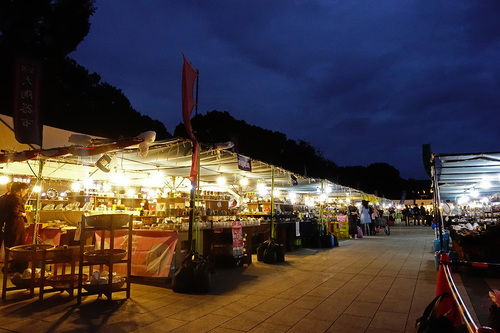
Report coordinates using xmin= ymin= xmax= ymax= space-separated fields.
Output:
xmin=402 ymin=205 xmax=409 ymax=226
xmin=420 ymin=203 xmax=427 ymax=226
xmin=370 ymin=206 xmax=379 ymax=235
xmin=3 ymin=182 xmax=29 ymax=249
xmin=359 ymin=200 xmax=371 ymax=236
xmin=3 ymin=182 xmax=29 ymax=273
xmin=0 ymin=182 xmax=13 ymax=251
xmin=347 ymin=200 xmax=359 ymax=239
xmin=413 ymin=203 xmax=420 ymax=225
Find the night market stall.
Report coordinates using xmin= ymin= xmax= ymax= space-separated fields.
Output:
xmin=432 ymin=151 xmax=500 ymax=264
xmin=1 ymin=114 xmax=385 ymax=299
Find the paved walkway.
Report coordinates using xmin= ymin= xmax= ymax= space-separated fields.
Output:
xmin=0 ymin=226 xmax=479 ymax=333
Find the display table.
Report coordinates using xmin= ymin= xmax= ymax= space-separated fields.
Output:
xmin=449 ymin=224 xmax=500 ymax=263
xmin=95 ymin=229 xmax=179 ymax=278
xmin=27 ymin=210 xmax=141 ymax=226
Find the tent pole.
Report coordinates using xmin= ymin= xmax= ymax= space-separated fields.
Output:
xmin=321 ymin=181 xmax=325 ymax=232
xmin=32 ymin=159 xmax=44 ymax=245
xmin=195 ymin=143 xmax=201 ymax=254
xmin=432 ymin=154 xmax=444 ymax=252
xmin=187 ymin=145 xmax=196 ymax=255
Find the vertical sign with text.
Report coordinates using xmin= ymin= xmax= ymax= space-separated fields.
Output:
xmin=231 ymin=221 xmax=244 ymax=256
xmin=13 ymin=57 xmax=43 ymax=146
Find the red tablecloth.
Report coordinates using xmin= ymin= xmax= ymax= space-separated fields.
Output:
xmin=95 ymin=229 xmax=179 ymax=278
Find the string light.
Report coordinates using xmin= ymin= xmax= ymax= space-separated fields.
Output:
xmin=217 ymin=176 xmax=226 ymax=187
xmin=0 ymin=175 xmax=10 ymax=184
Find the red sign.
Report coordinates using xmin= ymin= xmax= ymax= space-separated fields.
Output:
xmin=231 ymin=221 xmax=243 ymax=256
xmin=96 ymin=230 xmax=179 ymax=278
xmin=13 ymin=57 xmax=43 ymax=146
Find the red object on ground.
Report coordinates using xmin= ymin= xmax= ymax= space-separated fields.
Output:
xmin=436 ymin=252 xmax=451 ymax=296
xmin=435 ymin=252 xmax=462 ymax=325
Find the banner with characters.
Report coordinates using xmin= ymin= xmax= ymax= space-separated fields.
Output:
xmin=96 ymin=230 xmax=179 ymax=277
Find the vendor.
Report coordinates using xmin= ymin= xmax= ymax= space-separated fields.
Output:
xmin=0 ymin=181 xmax=13 ymax=252
xmin=3 ymin=182 xmax=29 ymax=249
xmin=3 ymin=182 xmax=29 ymax=272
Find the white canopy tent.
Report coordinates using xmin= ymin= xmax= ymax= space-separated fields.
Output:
xmin=0 ymin=114 xmax=374 ymax=203
xmin=432 ymin=152 xmax=500 ymax=202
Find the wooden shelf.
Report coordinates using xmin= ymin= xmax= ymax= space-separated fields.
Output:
xmin=77 ymin=214 xmax=133 ymax=304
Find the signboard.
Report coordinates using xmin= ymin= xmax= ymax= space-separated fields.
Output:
xmin=231 ymin=221 xmax=244 ymax=256
xmin=13 ymin=57 xmax=43 ymax=146
xmin=237 ymin=154 xmax=252 ymax=171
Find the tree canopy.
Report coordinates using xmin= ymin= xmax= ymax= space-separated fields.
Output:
xmin=174 ymin=110 xmax=426 ymax=199
xmin=0 ymin=0 xmax=170 ymax=139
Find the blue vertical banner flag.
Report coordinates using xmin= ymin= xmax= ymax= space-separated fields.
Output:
xmin=237 ymin=154 xmax=252 ymax=171
xmin=291 ymin=174 xmax=298 ymax=186
xmin=12 ymin=57 xmax=43 ymax=146
xmin=400 ymin=190 xmax=406 ymax=205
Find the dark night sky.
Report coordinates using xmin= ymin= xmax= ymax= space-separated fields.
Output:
xmin=70 ymin=1 xmax=500 ymax=180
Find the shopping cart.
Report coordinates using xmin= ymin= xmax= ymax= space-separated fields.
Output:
xmin=375 ymin=217 xmax=390 ymax=235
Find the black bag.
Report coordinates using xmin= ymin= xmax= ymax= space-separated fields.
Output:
xmin=260 ymin=239 xmax=285 ymax=264
xmin=172 ymin=253 xmax=211 ymax=293
xmin=309 ymin=229 xmax=322 ymax=248
xmin=275 ymin=243 xmax=285 ymax=262
xmin=415 ymin=292 xmax=462 ymax=333
xmin=321 ymin=234 xmax=333 ymax=248
xmin=257 ymin=240 xmax=270 ymax=262
xmin=263 ymin=245 xmax=277 ymax=264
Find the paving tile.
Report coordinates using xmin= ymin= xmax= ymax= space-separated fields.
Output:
xmin=220 ymin=309 xmax=272 ymax=331
xmin=305 ymin=286 xmax=337 ymax=298
xmin=365 ymin=326 xmax=404 ymax=333
xmin=264 ymin=306 xmax=309 ymax=326
xmin=131 ymin=317 xmax=188 ymax=332
xmin=211 ymin=299 xmax=261 ymax=317
xmin=169 ymin=314 xmax=231 ymax=333
xmin=343 ymin=300 xmax=380 ymax=318
xmin=169 ymin=303 xmax=217 ymax=321
xmin=355 ymin=289 xmax=388 ymax=304
xmin=326 ymin=314 xmax=372 ymax=333
xmin=287 ymin=318 xmax=333 ymax=333
xmin=305 ymin=299 xmax=346 ymax=322
xmin=379 ymin=296 xmax=411 ymax=314
xmin=369 ymin=310 xmax=408 ymax=332
xmin=249 ymin=297 xmax=293 ymax=314
xmin=288 ymin=295 xmax=327 ymax=310
xmin=247 ymin=322 xmax=290 ymax=333
xmin=209 ymin=327 xmax=246 ymax=333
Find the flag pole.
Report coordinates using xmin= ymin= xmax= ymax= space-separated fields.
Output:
xmin=271 ymin=167 xmax=275 ymax=239
xmin=195 ymin=70 xmax=199 ymax=116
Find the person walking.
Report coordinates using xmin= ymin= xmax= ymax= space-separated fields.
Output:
xmin=347 ymin=201 xmax=359 ymax=239
xmin=359 ymin=200 xmax=371 ymax=236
